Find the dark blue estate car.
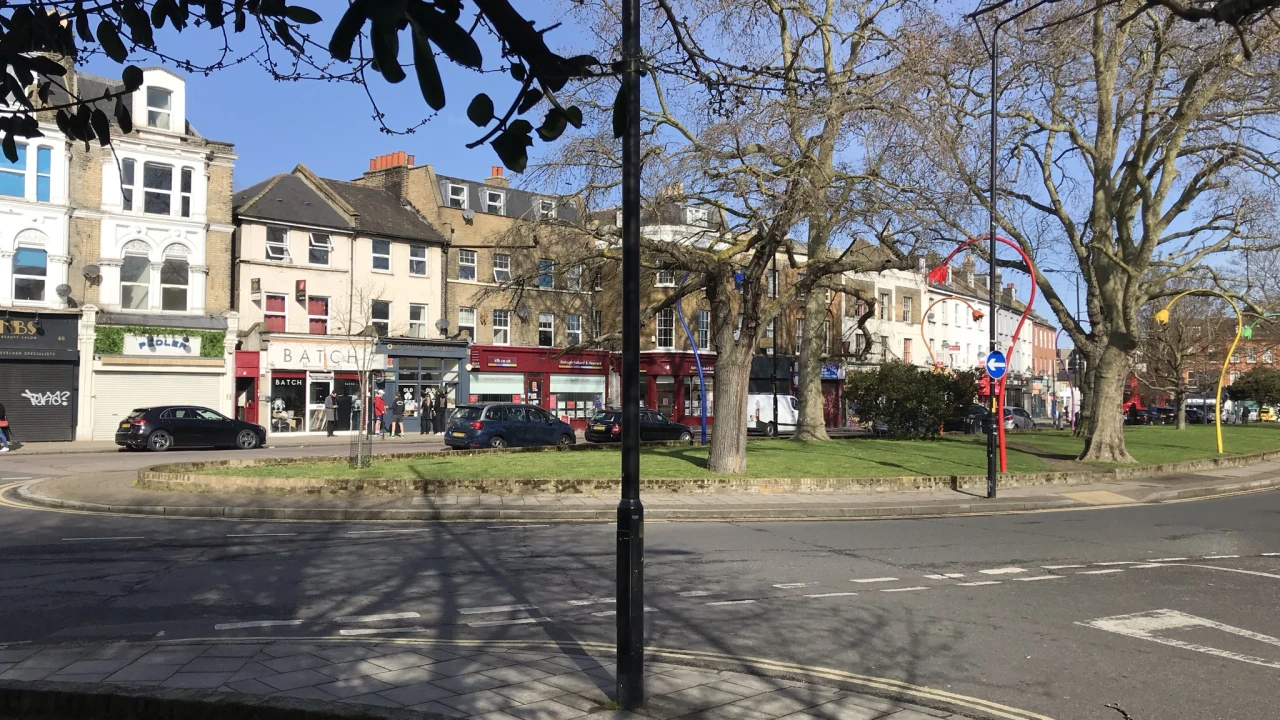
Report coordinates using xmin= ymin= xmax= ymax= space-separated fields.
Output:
xmin=444 ymin=403 xmax=577 ymax=449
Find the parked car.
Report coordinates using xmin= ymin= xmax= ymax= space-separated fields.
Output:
xmin=1125 ymin=405 xmax=1156 ymax=425
xmin=1184 ymin=407 xmax=1206 ymax=424
xmin=747 ymin=393 xmax=799 ymax=436
xmin=115 ymin=406 xmax=265 ymax=452
xmin=444 ymin=403 xmax=576 ymax=449
xmin=1004 ymin=407 xmax=1036 ymax=430
xmin=944 ymin=404 xmax=991 ymax=433
xmin=585 ymin=409 xmax=696 ymax=443
xmin=1259 ymin=406 xmax=1277 ymax=422
xmin=1152 ymin=406 xmax=1178 ymax=425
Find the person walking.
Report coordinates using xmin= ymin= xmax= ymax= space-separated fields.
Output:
xmin=0 ymin=402 xmax=10 ymax=452
xmin=420 ymin=390 xmax=435 ymax=435
xmin=434 ymin=391 xmax=447 ymax=433
xmin=373 ymin=390 xmax=386 ymax=439
xmin=324 ymin=391 xmax=338 ymax=437
xmin=390 ymin=394 xmax=406 ymax=438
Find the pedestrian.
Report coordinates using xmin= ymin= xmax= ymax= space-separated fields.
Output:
xmin=391 ymin=394 xmax=406 ymax=437
xmin=0 ymin=402 xmax=10 ymax=452
xmin=434 ymin=391 xmax=448 ymax=433
xmin=324 ymin=391 xmax=337 ymax=437
xmin=373 ymin=390 xmax=386 ymax=439
xmin=420 ymin=390 xmax=434 ymax=435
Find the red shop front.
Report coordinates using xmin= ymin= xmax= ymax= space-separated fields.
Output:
xmin=467 ymin=345 xmax=612 ymax=430
xmin=632 ymin=350 xmax=717 ymax=427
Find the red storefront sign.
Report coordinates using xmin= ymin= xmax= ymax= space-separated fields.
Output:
xmin=469 ymin=345 xmax=611 ymax=375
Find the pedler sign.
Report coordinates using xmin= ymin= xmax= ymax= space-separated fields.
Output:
xmin=123 ymin=334 xmax=202 ymax=357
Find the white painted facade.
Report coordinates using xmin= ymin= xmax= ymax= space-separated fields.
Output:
xmin=0 ymin=125 xmax=72 ymax=310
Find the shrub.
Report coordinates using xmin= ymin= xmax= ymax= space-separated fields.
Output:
xmin=845 ymin=362 xmax=978 ymax=438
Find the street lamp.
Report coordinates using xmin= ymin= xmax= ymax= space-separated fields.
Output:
xmin=1155 ymin=290 xmax=1243 ymax=454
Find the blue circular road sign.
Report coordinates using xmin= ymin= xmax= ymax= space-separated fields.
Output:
xmin=985 ymin=351 xmax=1007 ymax=380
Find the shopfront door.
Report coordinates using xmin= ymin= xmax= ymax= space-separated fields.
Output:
xmin=525 ymin=374 xmax=546 ymax=409
xmin=308 ymin=374 xmax=333 ymax=432
xmin=655 ymin=375 xmax=676 ymax=417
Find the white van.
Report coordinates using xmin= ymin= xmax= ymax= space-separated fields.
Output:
xmin=747 ymin=394 xmax=799 ymax=436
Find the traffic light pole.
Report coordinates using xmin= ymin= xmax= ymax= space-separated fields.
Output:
xmin=616 ymin=0 xmax=645 ymax=709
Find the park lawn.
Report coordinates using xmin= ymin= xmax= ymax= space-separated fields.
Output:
xmin=1001 ymin=423 xmax=1280 ymax=465
xmin=204 ymin=437 xmax=1052 ymax=481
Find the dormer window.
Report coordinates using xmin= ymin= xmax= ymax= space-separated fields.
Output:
xmin=485 ymin=189 xmax=504 ymax=215
xmin=539 ymin=199 xmax=556 ymax=219
xmin=447 ymin=183 xmax=467 ymax=209
xmin=146 ymin=87 xmax=172 ymax=130
xmin=686 ymin=206 xmax=709 ymax=227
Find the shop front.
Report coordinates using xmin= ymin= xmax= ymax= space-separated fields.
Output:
xmin=638 ymin=350 xmax=717 ymax=426
xmin=262 ymin=334 xmax=383 ymax=435
xmin=819 ymin=361 xmax=845 ymax=428
xmin=235 ymin=351 xmax=260 ymax=423
xmin=0 ymin=310 xmax=80 ymax=442
xmin=379 ymin=338 xmax=469 ymax=433
xmin=467 ymin=345 xmax=610 ymax=430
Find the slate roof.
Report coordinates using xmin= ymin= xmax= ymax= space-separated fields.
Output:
xmin=437 ymin=174 xmax=578 ymax=222
xmin=319 ymin=177 xmax=446 ymax=243
xmin=233 ymin=174 xmax=352 ymax=230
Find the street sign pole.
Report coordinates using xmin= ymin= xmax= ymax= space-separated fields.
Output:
xmin=986 ymin=18 xmax=1000 ymax=501
xmin=616 ymin=0 xmax=645 ymax=709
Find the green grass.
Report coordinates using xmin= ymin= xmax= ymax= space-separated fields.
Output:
xmin=1001 ymin=423 xmax=1280 ymax=465
xmin=206 ymin=437 xmax=1052 ymax=480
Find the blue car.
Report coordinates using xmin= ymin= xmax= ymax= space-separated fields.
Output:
xmin=444 ymin=403 xmax=577 ymax=449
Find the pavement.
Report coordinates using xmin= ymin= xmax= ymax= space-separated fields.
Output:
xmin=6 ymin=432 xmax=450 ymax=456
xmin=0 ymin=638 xmax=974 ymax=720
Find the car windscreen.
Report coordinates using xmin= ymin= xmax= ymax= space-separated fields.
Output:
xmin=453 ymin=407 xmax=483 ymax=421
xmin=127 ymin=409 xmax=149 ymax=419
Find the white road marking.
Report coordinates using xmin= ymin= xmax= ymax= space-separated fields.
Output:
xmin=336 ymin=612 xmax=420 ymax=624
xmin=979 ymin=568 xmax=1026 ymax=575
xmin=803 ymin=592 xmax=859 ymax=598
xmin=1261 ymin=552 xmax=1280 ymax=557
xmin=214 ymin=620 xmax=304 ymax=630
xmin=1130 ymin=563 xmax=1168 ymax=569
xmin=457 ymin=604 xmax=538 ymax=615
xmin=880 ymin=586 xmax=930 ymax=593
xmin=567 ymin=598 xmax=614 ymax=606
xmin=227 ymin=533 xmax=298 ymax=538
xmin=1202 ymin=555 xmax=1241 ymax=559
xmin=705 ymin=600 xmax=757 ymax=606
xmin=62 ymin=536 xmax=145 ymax=541
xmin=1081 ymin=609 xmax=1280 ymax=670
xmin=1016 ymin=575 xmax=1065 ymax=582
xmin=339 ymin=627 xmax=420 ymax=636
xmin=1094 ymin=561 xmax=1138 ymax=566
xmin=346 ymin=529 xmax=429 ymax=535
xmin=1149 ymin=557 xmax=1187 ymax=562
xmin=487 ymin=524 xmax=552 ymax=529
xmin=591 ymin=608 xmax=657 ymax=617
xmin=1078 ymin=569 xmax=1125 ymax=575
xmin=1042 ymin=565 xmax=1085 ymax=570
xmin=3 ymin=477 xmax=33 ymax=481
xmin=772 ymin=583 xmax=817 ymax=589
xmin=467 ymin=617 xmax=553 ymax=628
xmin=1179 ymin=564 xmax=1280 ymax=580
xmin=957 ymin=581 xmax=1002 ymax=586
xmin=678 ymin=591 xmax=715 ymax=597
xmin=924 ymin=573 xmax=965 ymax=579
xmin=850 ymin=577 xmax=899 ymax=584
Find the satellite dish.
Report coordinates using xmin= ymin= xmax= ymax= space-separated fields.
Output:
xmin=434 ymin=318 xmax=449 ymax=331
xmin=461 ymin=208 xmax=476 ymax=221
xmin=55 ymin=284 xmax=72 ymax=298
xmin=83 ymin=264 xmax=101 ymax=280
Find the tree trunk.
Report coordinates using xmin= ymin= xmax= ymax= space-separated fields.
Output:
xmin=1078 ymin=345 xmax=1136 ymax=463
xmin=708 ymin=342 xmax=751 ymax=473
xmin=1175 ymin=389 xmax=1187 ymax=430
xmin=794 ymin=292 xmax=832 ymax=442
xmin=1072 ymin=356 xmax=1096 ymax=438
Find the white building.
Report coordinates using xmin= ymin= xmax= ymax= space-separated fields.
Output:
xmin=0 ymin=121 xmax=71 ymax=309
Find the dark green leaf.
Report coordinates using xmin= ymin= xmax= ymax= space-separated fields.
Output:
xmin=409 ymin=4 xmax=481 ymax=69
xmin=491 ymin=122 xmax=534 ymax=174
xmin=329 ymin=0 xmax=370 ymax=61
xmin=2 ymin=133 xmax=16 ymax=164
xmin=234 ymin=6 xmax=246 ymax=32
xmin=90 ymin=108 xmax=111 ymax=147
xmin=510 ymin=63 xmax=526 ymax=81
xmin=96 ymin=21 xmax=128 ymax=62
xmin=612 ymin=82 xmax=628 ymax=139
xmin=285 ymin=6 xmax=322 ymax=24
xmin=74 ymin=2 xmax=94 ymax=42
xmin=258 ymin=0 xmax=287 ymax=15
xmin=564 ymin=106 xmax=583 ymax=128
xmin=409 ymin=24 xmax=442 ymax=108
xmin=119 ymin=2 xmax=154 ymax=47
xmin=466 ymin=93 xmax=493 ymax=126
xmin=151 ymin=0 xmax=167 ymax=29
xmin=54 ymin=110 xmax=74 ymax=138
xmin=517 ymin=87 xmax=543 ymax=114
xmin=25 ymin=55 xmax=67 ymax=77
xmin=371 ymin=21 xmax=405 ymax=83
xmin=275 ymin=18 xmax=303 ymax=52
xmin=114 ymin=97 xmax=133 ymax=135
xmin=537 ymin=108 xmax=568 ymax=142
xmin=122 ymin=65 xmax=144 ymax=92
xmin=204 ymin=0 xmax=226 ymax=29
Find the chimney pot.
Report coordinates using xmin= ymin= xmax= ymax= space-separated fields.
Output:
xmin=491 ymin=166 xmax=503 ymax=178
xmin=407 ymin=154 xmax=415 ymax=167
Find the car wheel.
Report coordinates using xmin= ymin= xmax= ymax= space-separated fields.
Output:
xmin=678 ymin=431 xmax=693 ymax=442
xmin=764 ymin=422 xmax=777 ymax=437
xmin=489 ymin=436 xmax=507 ymax=449
xmin=236 ymin=430 xmax=260 ymax=450
xmin=147 ymin=431 xmax=172 ymax=452
xmin=557 ymin=434 xmax=573 ymax=447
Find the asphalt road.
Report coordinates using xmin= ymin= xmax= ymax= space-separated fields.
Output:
xmin=0 ymin=456 xmax=1277 ymax=719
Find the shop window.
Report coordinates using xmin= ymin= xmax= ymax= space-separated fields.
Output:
xmin=485 ymin=189 xmax=504 ymax=214
xmin=567 ymin=313 xmax=582 ymax=346
xmin=308 ymin=296 xmax=329 ymax=334
xmin=538 ymin=259 xmax=555 ymax=289
xmin=180 ymin=167 xmax=192 ymax=217
xmin=12 ymin=247 xmax=46 ymax=302
xmin=265 ymin=293 xmax=287 ymax=332
xmin=371 ymin=300 xmax=390 ymax=336
xmin=697 ymin=309 xmax=710 ymax=349
xmin=146 ymin=86 xmax=172 ymax=129
xmin=161 ymin=257 xmax=189 ymax=311
xmin=266 ymin=226 xmax=291 ymax=262
xmin=121 ymin=253 xmax=151 ymax=309
xmin=409 ymin=244 xmax=427 ymax=276
xmin=493 ymin=253 xmax=511 ymax=282
xmin=567 ymin=264 xmax=583 ymax=291
xmin=36 ymin=147 xmax=50 ymax=202
xmin=0 ymin=144 xmax=25 ymax=197
xmin=448 ymin=183 xmax=467 ymax=208
xmin=458 ymin=249 xmax=477 ymax=280
xmin=550 ymin=374 xmax=606 ymax=420
xmin=458 ymin=306 xmax=476 ymax=340
xmin=372 ymin=238 xmax=391 ymax=271
xmin=538 ymin=312 xmax=554 ymax=347
xmin=493 ymin=309 xmax=510 ymax=345
xmin=684 ymin=376 xmax=714 ymax=416
xmin=657 ymin=308 xmax=675 ymax=349
xmin=308 ymin=233 xmax=332 ymax=266
xmin=408 ymin=304 xmax=428 ymax=338
xmin=121 ymin=158 xmax=135 ymax=211
xmin=268 ymin=376 xmax=306 ymax=433
xmin=143 ymin=162 xmax=173 ymax=215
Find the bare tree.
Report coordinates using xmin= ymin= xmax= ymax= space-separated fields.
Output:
xmin=903 ymin=1 xmax=1280 ymax=461
xmin=1134 ymin=293 xmax=1227 ymax=428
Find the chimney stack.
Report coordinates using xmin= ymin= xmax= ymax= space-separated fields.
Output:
xmin=485 ymin=165 xmax=510 ymax=188
xmin=367 ymin=152 xmax=415 ymax=171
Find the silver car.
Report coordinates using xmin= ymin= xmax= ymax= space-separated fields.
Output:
xmin=1003 ymin=407 xmax=1036 ymax=431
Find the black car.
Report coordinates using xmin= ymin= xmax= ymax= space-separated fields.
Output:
xmin=1152 ymin=407 xmax=1178 ymax=425
xmin=444 ymin=403 xmax=576 ymax=449
xmin=1124 ymin=405 xmax=1156 ymax=425
xmin=1184 ymin=407 xmax=1207 ymax=424
xmin=115 ymin=406 xmax=266 ymax=452
xmin=585 ymin=409 xmax=695 ymax=443
xmin=944 ymin=404 xmax=991 ymax=433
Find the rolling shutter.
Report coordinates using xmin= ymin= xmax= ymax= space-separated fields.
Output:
xmin=92 ymin=372 xmax=222 ymax=440
xmin=0 ymin=361 xmax=77 ymax=442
